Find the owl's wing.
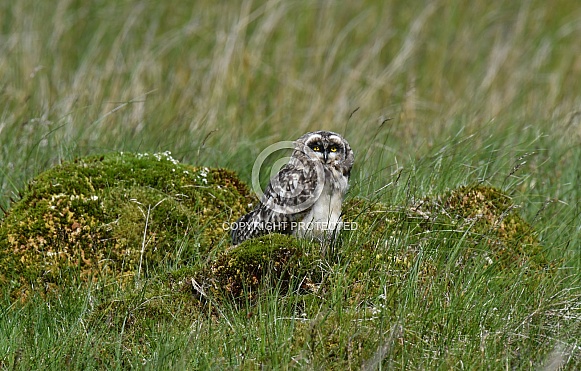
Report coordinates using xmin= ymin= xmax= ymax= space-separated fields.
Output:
xmin=230 ymin=162 xmax=322 ymax=244
xmin=261 ymin=162 xmax=322 ymax=214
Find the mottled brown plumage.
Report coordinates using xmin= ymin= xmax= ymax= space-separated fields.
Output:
xmin=231 ymin=131 xmax=354 ymax=244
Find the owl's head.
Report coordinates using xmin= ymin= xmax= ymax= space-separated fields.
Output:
xmin=294 ymin=131 xmax=354 ymax=175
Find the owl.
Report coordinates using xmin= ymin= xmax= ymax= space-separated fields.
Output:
xmin=231 ymin=130 xmax=354 ymax=245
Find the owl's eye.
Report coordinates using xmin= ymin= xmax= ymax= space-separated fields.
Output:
xmin=312 ymin=146 xmax=321 ymax=152
xmin=330 ymin=146 xmax=338 ymax=152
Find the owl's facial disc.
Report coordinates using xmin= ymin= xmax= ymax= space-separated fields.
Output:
xmin=304 ymin=135 xmax=345 ymax=164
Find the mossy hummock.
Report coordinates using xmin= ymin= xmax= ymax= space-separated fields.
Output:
xmin=343 ymin=185 xmax=547 ymax=273
xmin=0 ymin=153 xmax=546 ymax=302
xmin=0 ymin=152 xmax=254 ymax=296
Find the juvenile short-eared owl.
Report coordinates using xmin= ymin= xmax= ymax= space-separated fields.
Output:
xmin=231 ymin=131 xmax=354 ymax=244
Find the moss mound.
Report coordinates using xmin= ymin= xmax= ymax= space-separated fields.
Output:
xmin=184 ymin=185 xmax=547 ymax=306
xmin=343 ymin=185 xmax=547 ymax=272
xmin=0 ymin=152 xmax=545 ymax=304
xmin=0 ymin=152 xmax=254 ymax=297
xmin=177 ymin=234 xmax=321 ymax=302
xmin=82 ymin=183 xmax=548 ymax=368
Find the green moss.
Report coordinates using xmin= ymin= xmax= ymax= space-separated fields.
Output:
xmin=412 ymin=185 xmax=546 ymax=269
xmin=1 ymin=156 xmax=545 ymax=305
xmin=0 ymin=152 xmax=254 ymax=298
xmin=343 ymin=185 xmax=547 ymax=273
xmin=185 ymin=234 xmax=321 ymax=301
xmin=176 ymin=184 xmax=545 ymax=307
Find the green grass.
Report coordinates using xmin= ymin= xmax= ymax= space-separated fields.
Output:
xmin=1 ymin=0 xmax=580 ymax=369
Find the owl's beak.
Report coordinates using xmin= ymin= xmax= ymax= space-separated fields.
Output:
xmin=322 ymin=150 xmax=328 ymax=163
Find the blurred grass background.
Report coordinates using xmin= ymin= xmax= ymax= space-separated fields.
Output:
xmin=1 ymin=0 xmax=580 ymax=368
xmin=2 ymin=0 xmax=579 ymax=196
